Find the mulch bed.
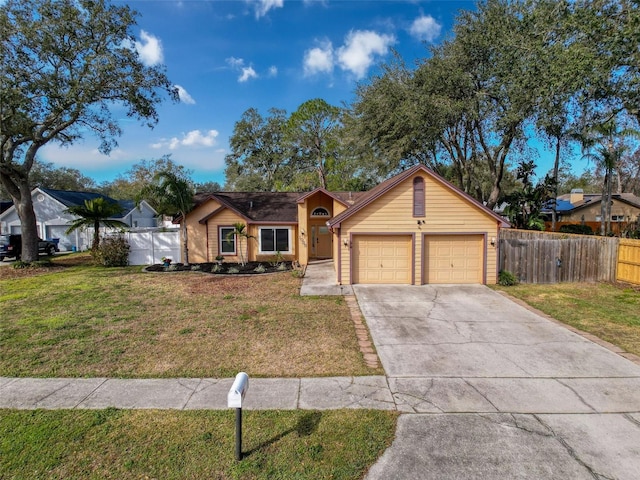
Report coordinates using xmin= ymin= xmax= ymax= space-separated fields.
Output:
xmin=144 ymin=261 xmax=293 ymax=274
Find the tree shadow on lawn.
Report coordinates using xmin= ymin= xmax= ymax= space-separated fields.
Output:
xmin=243 ymin=411 xmax=323 ymax=458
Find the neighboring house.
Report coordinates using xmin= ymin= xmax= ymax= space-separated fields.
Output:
xmin=0 ymin=188 xmax=158 ymax=251
xmin=543 ymin=189 xmax=640 ymax=234
xmin=183 ymin=164 xmax=509 ymax=285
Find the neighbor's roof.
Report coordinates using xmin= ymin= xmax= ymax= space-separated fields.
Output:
xmin=39 ymin=188 xmax=139 ymax=218
xmin=545 ymin=193 xmax=640 ymax=214
xmin=40 ymin=188 xmax=110 ymax=208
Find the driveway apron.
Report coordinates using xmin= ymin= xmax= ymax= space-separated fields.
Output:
xmin=355 ymin=284 xmax=640 ymax=480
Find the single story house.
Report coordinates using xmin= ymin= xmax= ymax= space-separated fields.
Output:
xmin=0 ymin=188 xmax=157 ymax=251
xmin=543 ymin=189 xmax=640 ymax=234
xmin=183 ymin=164 xmax=509 ymax=285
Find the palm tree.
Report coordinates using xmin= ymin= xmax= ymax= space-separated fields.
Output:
xmin=139 ymin=170 xmax=194 ymax=264
xmin=578 ymin=118 xmax=639 ymax=235
xmin=227 ymin=222 xmax=254 ymax=266
xmin=65 ymin=197 xmax=128 ymax=251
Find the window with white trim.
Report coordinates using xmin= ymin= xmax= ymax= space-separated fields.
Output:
xmin=259 ymin=227 xmax=291 ymax=254
xmin=219 ymin=227 xmax=236 ymax=254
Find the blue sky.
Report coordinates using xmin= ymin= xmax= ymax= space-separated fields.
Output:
xmin=40 ymin=0 xmax=559 ymax=186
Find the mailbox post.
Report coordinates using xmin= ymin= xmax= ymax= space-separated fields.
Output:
xmin=227 ymin=372 xmax=249 ymax=461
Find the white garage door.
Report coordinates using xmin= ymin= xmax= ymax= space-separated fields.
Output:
xmin=353 ymin=235 xmax=411 ymax=284
xmin=45 ymin=225 xmax=74 ymax=251
xmin=424 ymin=235 xmax=483 ymax=284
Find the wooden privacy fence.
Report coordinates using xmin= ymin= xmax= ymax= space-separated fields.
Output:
xmin=499 ymin=229 xmax=623 ymax=284
xmin=617 ymin=239 xmax=640 ymax=285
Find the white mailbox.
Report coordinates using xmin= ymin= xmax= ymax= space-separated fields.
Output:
xmin=227 ymin=372 xmax=249 ymax=408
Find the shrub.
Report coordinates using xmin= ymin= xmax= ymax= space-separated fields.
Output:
xmin=253 ymin=264 xmax=267 ymax=273
xmin=212 ymin=264 xmax=223 ymax=273
xmin=498 ymin=270 xmax=518 ymax=286
xmin=227 ymin=266 xmax=240 ymax=274
xmin=558 ymin=224 xmax=594 ymax=235
xmin=270 ymin=251 xmax=284 ymax=267
xmin=12 ymin=259 xmax=51 ymax=269
xmin=93 ymin=236 xmax=129 ymax=267
xmin=190 ymin=264 xmax=202 ymax=271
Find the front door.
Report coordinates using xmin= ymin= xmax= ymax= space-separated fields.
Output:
xmin=311 ymin=225 xmax=332 ymax=258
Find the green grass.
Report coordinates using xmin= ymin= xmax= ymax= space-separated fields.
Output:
xmin=0 ymin=255 xmax=381 ymax=378
xmin=0 ymin=408 xmax=398 ymax=480
xmin=492 ymin=282 xmax=640 ymax=356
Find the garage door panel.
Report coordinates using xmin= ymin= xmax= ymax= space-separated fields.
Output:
xmin=425 ymin=235 xmax=484 ymax=284
xmin=353 ymin=235 xmax=412 ymax=284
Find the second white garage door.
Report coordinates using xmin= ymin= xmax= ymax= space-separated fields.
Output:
xmin=353 ymin=235 xmax=412 ymax=284
xmin=424 ymin=235 xmax=484 ymax=284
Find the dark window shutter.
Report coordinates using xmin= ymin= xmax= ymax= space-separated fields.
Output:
xmin=413 ymin=177 xmax=425 ymax=217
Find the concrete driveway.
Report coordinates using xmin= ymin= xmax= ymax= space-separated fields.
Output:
xmin=355 ymin=284 xmax=640 ymax=480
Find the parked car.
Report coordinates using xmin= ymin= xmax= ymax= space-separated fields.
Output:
xmin=0 ymin=234 xmax=59 ymax=261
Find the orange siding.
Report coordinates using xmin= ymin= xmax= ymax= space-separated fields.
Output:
xmin=184 ymin=199 xmax=222 ymax=263
xmin=205 ymin=210 xmax=247 ymax=263
xmin=339 ymin=173 xmax=499 ymax=285
xmin=298 ymin=202 xmax=309 ymax=264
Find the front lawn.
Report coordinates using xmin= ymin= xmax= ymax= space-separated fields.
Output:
xmin=0 ymin=408 xmax=397 ymax=480
xmin=0 ymin=255 xmax=380 ymax=378
xmin=492 ymin=282 xmax=640 ymax=357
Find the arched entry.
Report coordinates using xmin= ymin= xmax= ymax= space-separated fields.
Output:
xmin=310 ymin=207 xmax=332 ymax=259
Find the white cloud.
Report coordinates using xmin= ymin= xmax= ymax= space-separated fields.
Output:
xmin=409 ymin=15 xmax=442 ymax=43
xmin=175 ymin=85 xmax=195 ymax=105
xmin=226 ymin=57 xmax=245 ymax=68
xmin=152 ymin=129 xmax=219 ymax=150
xmin=303 ymin=41 xmax=334 ymax=76
xmin=225 ymin=57 xmax=259 ymax=82
xmin=239 ymin=66 xmax=258 ymax=82
xmin=253 ymin=0 xmax=283 ymax=18
xmin=134 ymin=30 xmax=163 ymax=66
xmin=337 ymin=30 xmax=395 ymax=79
xmin=268 ymin=65 xmax=278 ymax=77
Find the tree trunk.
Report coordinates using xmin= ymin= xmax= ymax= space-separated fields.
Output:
xmin=551 ymin=137 xmax=561 ymax=232
xmin=92 ymin=220 xmax=101 ymax=251
xmin=600 ymin=171 xmax=608 ymax=236
xmin=181 ymin=221 xmax=190 ymax=265
xmin=14 ymin=180 xmax=39 ymax=262
xmin=606 ymin=166 xmax=613 ymax=234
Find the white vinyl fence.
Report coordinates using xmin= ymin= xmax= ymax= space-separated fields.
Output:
xmin=121 ymin=229 xmax=180 ymax=265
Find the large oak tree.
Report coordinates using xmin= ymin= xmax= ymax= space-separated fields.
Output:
xmin=0 ymin=0 xmax=175 ymax=261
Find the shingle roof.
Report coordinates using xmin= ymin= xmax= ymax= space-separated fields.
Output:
xmin=40 ymin=188 xmax=111 ymax=208
xmin=193 ymin=164 xmax=510 ymax=227
xmin=196 ymin=192 xmax=302 ymax=223
xmin=547 ymin=193 xmax=640 ymax=213
xmin=40 ymin=188 xmax=133 ymax=219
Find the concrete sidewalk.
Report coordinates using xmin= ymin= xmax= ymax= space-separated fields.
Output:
xmin=300 ymin=260 xmax=353 ymax=296
xmin=3 ymin=373 xmax=640 ymax=413
xmin=0 ymin=376 xmax=394 ymax=410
